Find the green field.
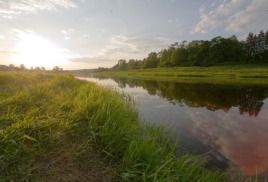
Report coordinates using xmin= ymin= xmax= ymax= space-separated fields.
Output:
xmin=94 ymin=65 xmax=268 ymax=85
xmin=0 ymin=72 xmax=228 ymax=181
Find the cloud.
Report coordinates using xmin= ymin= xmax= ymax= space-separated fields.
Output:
xmin=61 ymin=29 xmax=74 ymax=40
xmin=69 ymin=57 xmax=114 ymax=64
xmin=61 ymin=29 xmax=74 ymax=34
xmin=102 ymin=34 xmax=171 ymax=60
xmin=226 ymin=0 xmax=268 ymax=32
xmin=68 ymin=34 xmax=171 ymax=67
xmin=100 ymin=28 xmax=107 ymax=33
xmin=193 ymin=0 xmax=268 ymax=34
xmin=68 ymin=56 xmax=116 ymax=68
xmin=0 ymin=0 xmax=76 ymax=19
xmin=0 ymin=35 xmax=5 ymax=39
xmin=188 ymin=109 xmax=268 ymax=176
xmin=168 ymin=19 xmax=182 ymax=28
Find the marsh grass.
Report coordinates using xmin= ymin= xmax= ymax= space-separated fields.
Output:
xmin=0 ymin=72 xmax=225 ymax=181
xmin=94 ymin=64 xmax=268 ymax=85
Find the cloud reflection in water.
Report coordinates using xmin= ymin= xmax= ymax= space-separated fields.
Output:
xmin=189 ymin=107 xmax=268 ymax=176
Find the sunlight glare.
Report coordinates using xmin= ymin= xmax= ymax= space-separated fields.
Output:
xmin=12 ymin=34 xmax=67 ymax=69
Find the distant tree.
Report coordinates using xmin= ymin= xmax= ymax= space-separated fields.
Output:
xmin=143 ymin=52 xmax=158 ymax=68
xmin=170 ymin=47 xmax=188 ymax=66
xmin=41 ymin=67 xmax=46 ymax=71
xmin=265 ymin=30 xmax=268 ymax=45
xmin=35 ymin=67 xmax=41 ymax=71
xmin=195 ymin=40 xmax=211 ymax=66
xmin=158 ymin=49 xmax=169 ymax=67
xmin=209 ymin=36 xmax=225 ymax=64
xmin=112 ymin=64 xmax=119 ymax=70
xmin=208 ymin=35 xmax=244 ymax=64
xmin=170 ymin=42 xmax=179 ymax=48
xmin=137 ymin=60 xmax=143 ymax=69
xmin=253 ymin=35 xmax=258 ymax=51
xmin=245 ymin=33 xmax=256 ymax=62
xmin=187 ymin=40 xmax=201 ymax=65
xmin=257 ymin=30 xmax=266 ymax=51
xmin=256 ymin=30 xmax=268 ymax=62
xmin=179 ymin=40 xmax=187 ymax=48
xmin=127 ymin=59 xmax=139 ymax=70
xmin=264 ymin=30 xmax=268 ymax=61
xmin=97 ymin=67 xmax=109 ymax=72
xmin=117 ymin=59 xmax=127 ymax=71
xmin=9 ymin=64 xmax=15 ymax=68
xmin=170 ymin=48 xmax=181 ymax=66
xmin=158 ymin=48 xmax=174 ymax=67
xmin=20 ymin=64 xmax=26 ymax=71
xmin=52 ymin=66 xmax=63 ymax=72
xmin=227 ymin=35 xmax=245 ymax=63
xmin=53 ymin=66 xmax=60 ymax=71
xmin=8 ymin=64 xmax=20 ymax=71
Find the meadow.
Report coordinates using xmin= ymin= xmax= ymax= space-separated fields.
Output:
xmin=94 ymin=64 xmax=268 ymax=85
xmin=0 ymin=72 xmax=230 ymax=181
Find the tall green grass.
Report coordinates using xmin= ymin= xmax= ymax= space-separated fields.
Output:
xmin=0 ymin=72 xmax=226 ymax=181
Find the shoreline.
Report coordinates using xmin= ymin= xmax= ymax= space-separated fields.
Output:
xmin=91 ymin=65 xmax=268 ymax=86
xmin=0 ymin=72 xmax=227 ymax=181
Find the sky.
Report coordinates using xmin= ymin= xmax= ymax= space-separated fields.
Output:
xmin=0 ymin=0 xmax=267 ymax=70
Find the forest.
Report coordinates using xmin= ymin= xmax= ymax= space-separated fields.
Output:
xmin=109 ymin=30 xmax=268 ymax=71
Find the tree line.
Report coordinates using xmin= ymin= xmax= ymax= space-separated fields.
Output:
xmin=0 ymin=64 xmax=64 ymax=72
xmin=108 ymin=30 xmax=268 ymax=71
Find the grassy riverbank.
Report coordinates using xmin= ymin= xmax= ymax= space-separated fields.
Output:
xmin=0 ymin=72 xmax=226 ymax=181
xmin=93 ymin=64 xmax=268 ymax=85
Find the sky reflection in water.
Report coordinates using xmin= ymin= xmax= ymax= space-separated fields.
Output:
xmin=81 ymin=77 xmax=268 ymax=178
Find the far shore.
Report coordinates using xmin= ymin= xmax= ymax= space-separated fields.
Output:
xmin=91 ymin=64 xmax=268 ymax=85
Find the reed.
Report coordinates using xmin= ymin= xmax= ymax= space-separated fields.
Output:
xmin=0 ymin=72 xmax=225 ymax=181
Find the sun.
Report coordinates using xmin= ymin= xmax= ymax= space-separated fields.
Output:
xmin=12 ymin=34 xmax=67 ymax=69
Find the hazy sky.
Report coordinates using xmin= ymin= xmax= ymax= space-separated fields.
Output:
xmin=0 ymin=0 xmax=267 ymax=70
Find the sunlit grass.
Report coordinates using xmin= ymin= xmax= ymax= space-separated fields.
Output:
xmin=94 ymin=64 xmax=268 ymax=85
xmin=0 ymin=72 xmax=226 ymax=181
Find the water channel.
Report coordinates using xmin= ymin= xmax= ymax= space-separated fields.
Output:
xmin=80 ymin=76 xmax=268 ymax=179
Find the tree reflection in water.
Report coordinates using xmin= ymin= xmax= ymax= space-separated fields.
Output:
xmin=109 ymin=77 xmax=268 ymax=117
xmin=87 ymin=76 xmax=268 ymax=178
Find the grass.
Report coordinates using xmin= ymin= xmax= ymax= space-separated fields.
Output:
xmin=0 ymin=72 xmax=228 ymax=181
xmin=93 ymin=64 xmax=268 ymax=85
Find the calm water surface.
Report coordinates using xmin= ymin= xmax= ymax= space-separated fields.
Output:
xmin=81 ymin=76 xmax=268 ymax=179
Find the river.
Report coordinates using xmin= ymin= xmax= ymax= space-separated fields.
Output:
xmin=80 ymin=76 xmax=268 ymax=180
